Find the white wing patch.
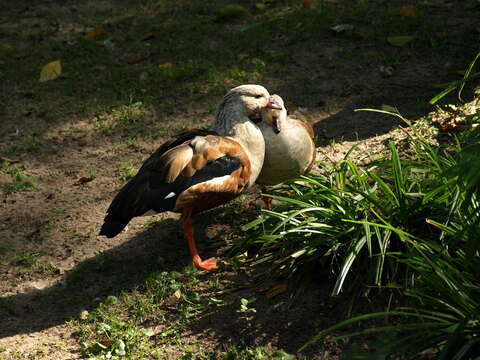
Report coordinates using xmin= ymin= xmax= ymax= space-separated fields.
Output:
xmin=164 ymin=191 xmax=176 ymax=199
xmin=207 ymin=175 xmax=230 ymax=185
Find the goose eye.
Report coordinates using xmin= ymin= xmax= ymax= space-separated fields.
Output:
xmin=254 ymin=94 xmax=263 ymax=99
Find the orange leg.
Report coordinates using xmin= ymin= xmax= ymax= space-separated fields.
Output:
xmin=181 ymin=207 xmax=217 ymax=271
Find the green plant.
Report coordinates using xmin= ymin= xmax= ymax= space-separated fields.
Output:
xmin=15 ymin=253 xmax=59 ymax=275
xmin=240 ymin=133 xmax=446 ymax=295
xmin=76 ymin=268 xmax=203 ymax=359
xmin=237 ymin=298 xmax=256 ymax=314
xmin=1 ymin=165 xmax=36 ymax=195
xmin=117 ymin=161 xmax=137 ymax=181
xmin=297 ymin=109 xmax=480 ymax=359
xmin=430 ymin=50 xmax=480 ymax=104
xmin=301 ymin=245 xmax=480 ymax=359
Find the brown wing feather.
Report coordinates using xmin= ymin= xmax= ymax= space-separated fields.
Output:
xmin=174 ymin=138 xmax=251 ymax=214
xmin=139 ymin=129 xmax=217 ymax=173
xmin=161 ymin=145 xmax=193 ymax=183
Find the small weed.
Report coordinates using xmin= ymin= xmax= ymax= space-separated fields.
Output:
xmin=117 ymin=161 xmax=137 ymax=181
xmin=30 ymin=348 xmax=45 ymax=359
xmin=75 ymin=269 xmax=204 ymax=359
xmin=225 ymin=344 xmax=294 ymax=360
xmin=15 ymin=253 xmax=59 ymax=275
xmin=113 ymin=101 xmax=144 ymax=126
xmin=237 ymin=297 xmax=256 ymax=314
xmin=15 ymin=253 xmax=40 ymax=268
xmin=1 ymin=165 xmax=36 ymax=195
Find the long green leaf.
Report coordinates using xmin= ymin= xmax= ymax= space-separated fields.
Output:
xmin=332 ymin=235 xmax=367 ymax=295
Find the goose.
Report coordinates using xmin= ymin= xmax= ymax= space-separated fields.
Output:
xmin=256 ymin=94 xmax=316 ymax=209
xmin=99 ymin=84 xmax=281 ymax=271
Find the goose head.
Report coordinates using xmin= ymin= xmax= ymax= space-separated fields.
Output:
xmin=261 ymin=94 xmax=286 ymax=134
xmin=214 ymin=85 xmax=281 ymax=131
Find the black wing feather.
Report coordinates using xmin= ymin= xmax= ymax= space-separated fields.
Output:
xmin=99 ymin=149 xmax=242 ymax=238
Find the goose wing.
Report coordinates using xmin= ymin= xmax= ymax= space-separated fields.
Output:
xmin=99 ymin=131 xmax=250 ymax=237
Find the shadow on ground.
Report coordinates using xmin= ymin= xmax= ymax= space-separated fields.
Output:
xmin=0 ymin=216 xmax=189 ymax=339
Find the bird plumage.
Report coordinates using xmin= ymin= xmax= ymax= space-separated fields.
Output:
xmin=256 ymin=94 xmax=316 ymax=207
xmin=100 ymin=85 xmax=276 ymax=270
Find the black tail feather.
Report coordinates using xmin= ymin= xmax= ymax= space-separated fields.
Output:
xmin=99 ymin=214 xmax=129 ymax=238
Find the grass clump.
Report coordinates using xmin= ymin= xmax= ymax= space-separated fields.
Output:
xmin=75 ymin=268 xmax=204 ymax=359
xmin=1 ymin=164 xmax=37 ymax=195
xmin=239 ymin=103 xmax=480 ymax=358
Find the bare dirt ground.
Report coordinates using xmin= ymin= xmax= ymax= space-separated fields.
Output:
xmin=1 ymin=0 xmax=478 ymax=358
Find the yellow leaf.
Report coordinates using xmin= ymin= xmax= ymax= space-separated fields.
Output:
xmin=82 ymin=28 xmax=106 ymax=40
xmin=159 ymin=62 xmax=172 ymax=69
xmin=164 ymin=289 xmax=182 ymax=306
xmin=39 ymin=60 xmax=62 ymax=82
xmin=302 ymin=0 xmax=316 ymax=9
xmin=0 ymin=43 xmax=11 ymax=51
xmin=398 ymin=6 xmax=417 ymax=17
xmin=265 ymin=283 xmax=288 ymax=299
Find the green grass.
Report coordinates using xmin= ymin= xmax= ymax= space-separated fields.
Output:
xmin=1 ymin=0 xmax=475 ymax=146
xmin=239 ymin=102 xmax=480 ymax=358
xmin=73 ymin=266 xmax=296 ymax=359
xmin=15 ymin=253 xmax=59 ymax=276
xmin=75 ymin=268 xmax=201 ymax=358
xmin=1 ymin=164 xmax=37 ymax=195
xmin=117 ymin=160 xmax=138 ymax=181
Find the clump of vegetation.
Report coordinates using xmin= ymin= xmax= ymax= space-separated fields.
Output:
xmin=239 ymin=98 xmax=480 ymax=358
xmin=15 ymin=253 xmax=59 ymax=275
xmin=1 ymin=164 xmax=36 ymax=195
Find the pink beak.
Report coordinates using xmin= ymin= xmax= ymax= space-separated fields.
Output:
xmin=266 ymin=101 xmax=282 ymax=110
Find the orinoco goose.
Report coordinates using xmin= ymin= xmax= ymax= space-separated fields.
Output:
xmin=256 ymin=94 xmax=316 ymax=209
xmin=99 ymin=85 xmax=281 ymax=271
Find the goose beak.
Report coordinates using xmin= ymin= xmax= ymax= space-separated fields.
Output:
xmin=272 ymin=116 xmax=281 ymax=134
xmin=266 ymin=101 xmax=282 ymax=110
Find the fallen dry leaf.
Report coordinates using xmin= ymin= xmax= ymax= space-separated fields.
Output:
xmin=435 ymin=32 xmax=447 ymax=39
xmin=164 ymin=289 xmax=182 ymax=306
xmin=82 ymin=28 xmax=106 ymax=40
xmin=159 ymin=62 xmax=172 ymax=69
xmin=398 ymin=6 xmax=417 ymax=17
xmin=266 ymin=283 xmax=288 ymax=299
xmin=74 ymin=176 xmax=94 ymax=185
xmin=379 ymin=65 xmax=394 ymax=77
xmin=141 ymin=32 xmax=156 ymax=41
xmin=0 ymin=43 xmax=11 ymax=51
xmin=100 ymin=338 xmax=114 ymax=347
xmin=39 ymin=60 xmax=62 ymax=82
xmin=127 ymin=54 xmax=144 ymax=64
xmin=302 ymin=0 xmax=316 ymax=9
xmin=330 ymin=24 xmax=354 ymax=34
xmin=439 ymin=123 xmax=459 ymax=132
